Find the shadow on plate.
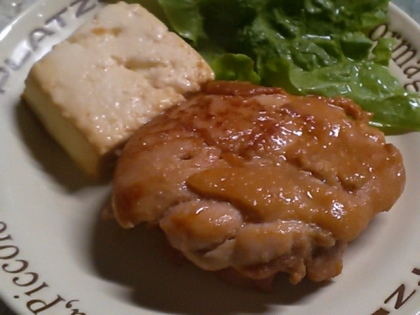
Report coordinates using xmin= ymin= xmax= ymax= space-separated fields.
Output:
xmin=14 ymin=100 xmax=107 ymax=191
xmin=15 ymin=96 xmax=387 ymax=314
xmin=90 ymin=211 xmax=331 ymax=315
xmin=13 ymin=97 xmax=327 ymax=313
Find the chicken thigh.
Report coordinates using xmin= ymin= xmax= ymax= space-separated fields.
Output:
xmin=112 ymin=81 xmax=405 ymax=289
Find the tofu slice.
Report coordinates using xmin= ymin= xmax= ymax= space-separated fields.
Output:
xmin=23 ymin=2 xmax=214 ymax=177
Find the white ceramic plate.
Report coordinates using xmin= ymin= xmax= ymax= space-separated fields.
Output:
xmin=1 ymin=1 xmax=420 ymax=314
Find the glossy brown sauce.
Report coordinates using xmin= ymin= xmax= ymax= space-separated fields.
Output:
xmin=112 ymin=81 xmax=405 ymax=284
xmin=174 ymin=83 xmax=405 ymax=242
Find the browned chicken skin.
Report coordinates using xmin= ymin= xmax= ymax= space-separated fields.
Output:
xmin=112 ymin=81 xmax=405 ymax=289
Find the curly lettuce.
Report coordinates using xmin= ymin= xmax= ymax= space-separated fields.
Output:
xmin=114 ymin=0 xmax=420 ymax=133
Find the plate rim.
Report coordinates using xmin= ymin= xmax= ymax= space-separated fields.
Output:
xmin=1 ymin=1 xmax=420 ymax=315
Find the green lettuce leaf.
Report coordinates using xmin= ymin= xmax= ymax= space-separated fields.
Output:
xmin=118 ymin=0 xmax=420 ymax=133
xmin=261 ymin=59 xmax=420 ymax=132
xmin=211 ymin=54 xmax=261 ymax=84
xmin=156 ymin=0 xmax=206 ymax=44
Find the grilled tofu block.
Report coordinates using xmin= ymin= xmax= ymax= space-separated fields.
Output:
xmin=23 ymin=2 xmax=214 ymax=177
